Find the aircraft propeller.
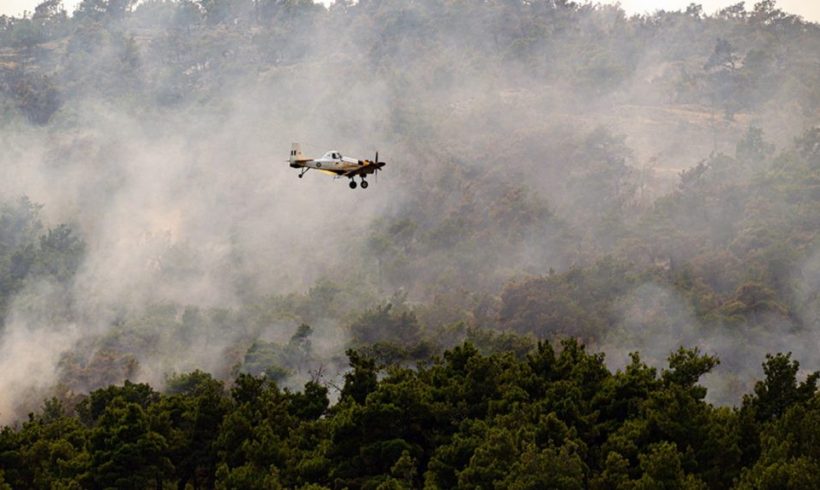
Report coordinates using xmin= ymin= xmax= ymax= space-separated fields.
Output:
xmin=373 ymin=151 xmax=384 ymax=181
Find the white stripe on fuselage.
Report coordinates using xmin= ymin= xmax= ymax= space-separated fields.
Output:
xmin=305 ymin=157 xmax=359 ymax=173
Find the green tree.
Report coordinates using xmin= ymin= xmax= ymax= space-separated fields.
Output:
xmin=743 ymin=353 xmax=819 ymax=423
xmin=500 ymin=441 xmax=587 ymax=489
xmin=74 ymin=0 xmax=137 ymax=21
xmin=736 ymin=127 xmax=775 ymax=166
xmin=89 ymin=399 xmax=172 ymax=489
xmin=340 ymin=349 xmax=378 ymax=405
xmin=635 ymin=442 xmax=706 ymax=489
xmin=349 ymin=304 xmax=422 ymax=347
xmin=32 ymin=224 xmax=85 ymax=283
xmin=78 ymin=380 xmax=160 ymax=425
xmin=737 ymin=396 xmax=820 ymax=489
xmin=156 ymin=371 xmax=228 ymax=488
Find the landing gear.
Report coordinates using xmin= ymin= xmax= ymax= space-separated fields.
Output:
xmin=349 ymin=180 xmax=357 ymax=189
xmin=360 ymin=179 xmax=369 ymax=189
xmin=298 ymin=168 xmax=308 ymax=178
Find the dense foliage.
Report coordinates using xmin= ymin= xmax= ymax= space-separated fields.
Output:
xmin=2 ymin=342 xmax=820 ymax=489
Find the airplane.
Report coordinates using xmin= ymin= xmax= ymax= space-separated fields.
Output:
xmin=288 ymin=143 xmax=386 ymax=189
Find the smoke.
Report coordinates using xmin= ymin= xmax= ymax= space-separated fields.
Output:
xmin=0 ymin=34 xmax=400 ymax=422
xmin=0 ymin=1 xmax=817 ymax=421
xmin=600 ymin=279 xmax=820 ymax=405
xmin=0 ymin=279 xmax=81 ymax=420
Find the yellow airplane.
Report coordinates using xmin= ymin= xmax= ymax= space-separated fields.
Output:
xmin=288 ymin=143 xmax=386 ymax=189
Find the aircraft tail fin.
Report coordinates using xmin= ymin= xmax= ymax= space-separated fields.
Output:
xmin=289 ymin=143 xmax=307 ymax=164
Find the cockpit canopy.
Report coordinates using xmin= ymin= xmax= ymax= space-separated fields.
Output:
xmin=322 ymin=151 xmax=342 ymax=160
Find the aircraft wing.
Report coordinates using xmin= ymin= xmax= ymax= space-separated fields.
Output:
xmin=342 ymin=162 xmax=385 ymax=178
xmin=318 ymin=169 xmax=343 ymax=176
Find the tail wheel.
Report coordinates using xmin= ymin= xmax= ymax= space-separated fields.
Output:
xmin=349 ymin=180 xmax=357 ymax=189
xmin=360 ymin=180 xmax=369 ymax=189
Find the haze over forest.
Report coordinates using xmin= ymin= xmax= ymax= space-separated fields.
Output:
xmin=1 ymin=0 xmax=820 ymax=488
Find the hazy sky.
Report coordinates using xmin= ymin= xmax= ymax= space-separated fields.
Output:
xmin=1 ymin=0 xmax=819 ymax=23
xmin=617 ymin=0 xmax=820 ymax=20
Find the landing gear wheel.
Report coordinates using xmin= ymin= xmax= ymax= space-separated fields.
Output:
xmin=298 ymin=174 xmax=303 ymax=178
xmin=360 ymin=180 xmax=369 ymax=189
xmin=349 ymin=180 xmax=357 ymax=189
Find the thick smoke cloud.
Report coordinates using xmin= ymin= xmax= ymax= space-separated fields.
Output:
xmin=0 ymin=0 xmax=817 ymax=421
xmin=0 ymin=27 xmax=400 ymax=421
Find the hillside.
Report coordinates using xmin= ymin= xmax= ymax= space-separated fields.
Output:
xmin=0 ymin=0 xmax=820 ymax=487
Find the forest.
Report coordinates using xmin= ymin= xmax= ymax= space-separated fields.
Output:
xmin=0 ymin=0 xmax=820 ymax=487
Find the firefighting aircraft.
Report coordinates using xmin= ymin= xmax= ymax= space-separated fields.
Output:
xmin=288 ymin=143 xmax=386 ymax=189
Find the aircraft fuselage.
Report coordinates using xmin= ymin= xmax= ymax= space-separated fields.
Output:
xmin=289 ymin=145 xmax=385 ymax=189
